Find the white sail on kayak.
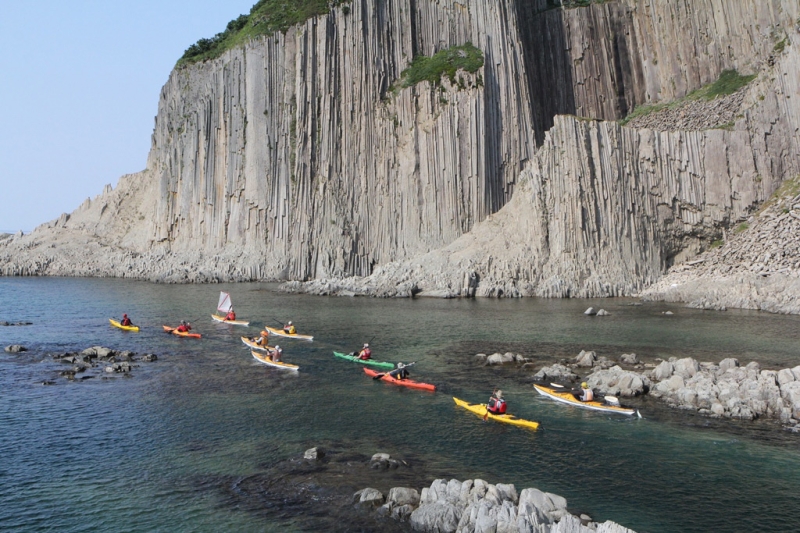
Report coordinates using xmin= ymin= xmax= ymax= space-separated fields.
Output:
xmin=217 ymin=291 xmax=233 ymax=313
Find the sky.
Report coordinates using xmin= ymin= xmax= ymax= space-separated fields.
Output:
xmin=0 ymin=1 xmax=256 ymax=233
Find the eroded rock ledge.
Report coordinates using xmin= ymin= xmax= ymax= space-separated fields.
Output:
xmin=358 ymin=477 xmax=635 ymax=533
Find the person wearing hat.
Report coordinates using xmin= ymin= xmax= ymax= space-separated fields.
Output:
xmin=577 ymin=382 xmax=594 ymax=402
xmin=357 ymin=343 xmax=372 ymax=360
xmin=394 ymin=362 xmax=410 ymax=380
xmin=224 ymin=307 xmax=236 ymax=321
xmin=486 ymin=388 xmax=507 ymax=415
xmin=251 ymin=330 xmax=270 ymax=347
xmin=269 ymin=345 xmax=283 ymax=362
xmin=120 ymin=313 xmax=133 ymax=327
xmin=283 ymin=321 xmax=296 ymax=335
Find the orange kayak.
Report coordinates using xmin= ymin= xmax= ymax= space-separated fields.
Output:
xmin=163 ymin=325 xmax=201 ymax=338
xmin=363 ymin=368 xmax=436 ymax=392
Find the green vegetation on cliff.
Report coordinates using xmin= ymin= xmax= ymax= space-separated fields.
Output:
xmin=178 ymin=0 xmax=351 ymax=67
xmin=393 ymin=43 xmax=484 ymax=91
xmin=620 ymin=69 xmax=756 ymax=125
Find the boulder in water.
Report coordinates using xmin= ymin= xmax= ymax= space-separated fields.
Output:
xmin=4 ymin=345 xmax=27 ymax=353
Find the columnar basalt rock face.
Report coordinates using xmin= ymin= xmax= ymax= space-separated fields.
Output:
xmin=1 ymin=0 xmax=799 ymax=307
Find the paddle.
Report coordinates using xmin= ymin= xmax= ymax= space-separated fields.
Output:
xmin=373 ymin=362 xmax=416 ymax=380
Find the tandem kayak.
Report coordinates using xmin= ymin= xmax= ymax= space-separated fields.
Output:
xmin=453 ymin=397 xmax=540 ymax=430
xmin=363 ymin=368 xmax=436 ymax=391
xmin=241 ymin=336 xmax=274 ymax=352
xmin=533 ymin=384 xmax=638 ymax=416
xmin=163 ymin=325 xmax=201 ymax=338
xmin=109 ymin=318 xmax=139 ymax=332
xmin=251 ymin=350 xmax=298 ymax=371
xmin=264 ymin=326 xmax=313 ymax=341
xmin=211 ymin=314 xmax=250 ymax=326
xmin=333 ymin=351 xmax=395 ymax=370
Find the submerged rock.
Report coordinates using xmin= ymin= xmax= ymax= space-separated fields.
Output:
xmin=4 ymin=345 xmax=27 ymax=353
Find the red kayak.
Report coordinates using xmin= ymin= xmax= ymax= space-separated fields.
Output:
xmin=163 ymin=325 xmax=202 ymax=338
xmin=363 ymin=368 xmax=436 ymax=392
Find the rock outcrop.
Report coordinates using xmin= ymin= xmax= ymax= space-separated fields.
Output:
xmin=1 ymin=0 xmax=799 ymax=311
xmin=367 ymin=478 xmax=636 ymax=533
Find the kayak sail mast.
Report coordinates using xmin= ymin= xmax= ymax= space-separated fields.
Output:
xmin=217 ymin=292 xmax=232 ymax=313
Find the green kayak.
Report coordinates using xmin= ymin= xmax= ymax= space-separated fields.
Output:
xmin=333 ymin=351 xmax=395 ymax=370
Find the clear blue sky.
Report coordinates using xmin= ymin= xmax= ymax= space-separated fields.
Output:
xmin=0 ymin=1 xmax=256 ymax=233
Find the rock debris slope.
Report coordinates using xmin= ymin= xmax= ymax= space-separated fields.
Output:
xmin=2 ymin=0 xmax=800 ymax=309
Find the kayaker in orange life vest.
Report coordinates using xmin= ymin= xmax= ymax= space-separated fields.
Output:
xmin=357 ymin=344 xmax=372 ymax=360
xmin=252 ymin=330 xmax=269 ymax=346
xmin=225 ymin=308 xmax=236 ymax=321
xmin=176 ymin=321 xmax=192 ymax=333
xmin=577 ymin=382 xmax=594 ymax=402
xmin=120 ymin=314 xmax=132 ymax=326
xmin=486 ymin=389 xmax=507 ymax=414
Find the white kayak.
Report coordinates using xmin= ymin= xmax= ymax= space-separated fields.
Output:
xmin=212 ymin=314 xmax=250 ymax=326
xmin=251 ymin=350 xmax=298 ymax=371
xmin=534 ymin=384 xmax=638 ymax=416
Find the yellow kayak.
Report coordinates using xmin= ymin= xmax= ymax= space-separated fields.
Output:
xmin=264 ymin=326 xmax=313 ymax=341
xmin=251 ymin=350 xmax=298 ymax=371
xmin=211 ymin=314 xmax=250 ymax=326
xmin=533 ymin=384 xmax=638 ymax=416
xmin=453 ymin=397 xmax=539 ymax=430
xmin=241 ymin=336 xmax=275 ymax=352
xmin=109 ymin=318 xmax=139 ymax=332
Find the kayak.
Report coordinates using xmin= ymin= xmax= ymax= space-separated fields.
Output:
xmin=163 ymin=325 xmax=202 ymax=338
xmin=333 ymin=351 xmax=395 ymax=370
xmin=211 ymin=314 xmax=250 ymax=326
xmin=251 ymin=350 xmax=299 ymax=371
xmin=453 ymin=397 xmax=540 ymax=430
xmin=534 ymin=384 xmax=637 ymax=416
xmin=241 ymin=336 xmax=275 ymax=352
xmin=109 ymin=318 xmax=139 ymax=332
xmin=264 ymin=326 xmax=313 ymax=341
xmin=363 ymin=368 xmax=436 ymax=392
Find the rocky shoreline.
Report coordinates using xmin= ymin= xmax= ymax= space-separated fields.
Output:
xmin=528 ymin=349 xmax=800 ymax=432
xmin=356 ymin=471 xmax=635 ymax=533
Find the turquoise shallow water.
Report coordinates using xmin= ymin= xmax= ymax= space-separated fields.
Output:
xmin=1 ymin=277 xmax=799 ymax=532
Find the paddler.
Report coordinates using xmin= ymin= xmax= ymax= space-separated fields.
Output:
xmin=486 ymin=389 xmax=507 ymax=415
xmin=394 ymin=362 xmax=410 ymax=380
xmin=269 ymin=345 xmax=283 ymax=362
xmin=357 ymin=343 xmax=372 ymax=360
xmin=224 ymin=308 xmax=236 ymax=321
xmin=252 ymin=330 xmax=269 ymax=347
xmin=176 ymin=320 xmax=192 ymax=333
xmin=120 ymin=314 xmax=133 ymax=326
xmin=577 ymin=382 xmax=594 ymax=402
xmin=283 ymin=321 xmax=296 ymax=334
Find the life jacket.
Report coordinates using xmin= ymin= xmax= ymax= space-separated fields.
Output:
xmin=226 ymin=311 xmax=236 ymax=320
xmin=288 ymin=326 xmax=296 ymax=334
xmin=581 ymin=388 xmax=594 ymax=402
xmin=487 ymin=398 xmax=507 ymax=414
xmin=121 ymin=317 xmax=132 ymax=326
xmin=359 ymin=348 xmax=372 ymax=360
xmin=176 ymin=325 xmax=189 ymax=332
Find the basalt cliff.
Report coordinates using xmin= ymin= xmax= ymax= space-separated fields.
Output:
xmin=2 ymin=0 xmax=800 ymax=312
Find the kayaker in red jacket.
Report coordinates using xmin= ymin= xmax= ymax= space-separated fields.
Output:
xmin=486 ymin=389 xmax=507 ymax=414
xmin=357 ymin=344 xmax=372 ymax=360
xmin=120 ymin=314 xmax=132 ymax=326
xmin=225 ymin=309 xmax=236 ymax=321
xmin=176 ymin=321 xmax=191 ymax=333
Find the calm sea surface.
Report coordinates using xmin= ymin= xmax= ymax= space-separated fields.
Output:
xmin=1 ymin=277 xmax=799 ymax=532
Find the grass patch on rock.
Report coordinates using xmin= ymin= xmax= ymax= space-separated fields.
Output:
xmin=392 ymin=43 xmax=484 ymax=91
xmin=756 ymin=175 xmax=800 ymax=215
xmin=177 ymin=0 xmax=351 ymax=67
xmin=620 ymin=69 xmax=756 ymax=125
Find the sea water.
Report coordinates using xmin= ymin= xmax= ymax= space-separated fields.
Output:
xmin=1 ymin=277 xmax=799 ymax=532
